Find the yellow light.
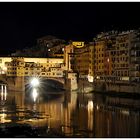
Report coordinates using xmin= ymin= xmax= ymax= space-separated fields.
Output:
xmin=30 ymin=78 xmax=40 ymax=87
xmin=96 ymin=76 xmax=100 ymax=79
xmin=88 ymin=101 xmax=93 ymax=111
xmin=107 ymin=58 xmax=110 ymax=62
xmin=88 ymin=74 xmax=94 ymax=82
xmin=3 ymin=66 xmax=7 ymax=71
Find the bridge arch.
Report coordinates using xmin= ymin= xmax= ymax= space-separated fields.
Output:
xmin=25 ymin=77 xmax=65 ymax=92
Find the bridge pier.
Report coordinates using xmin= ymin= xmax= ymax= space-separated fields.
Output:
xmin=6 ymin=76 xmax=25 ymax=92
xmin=65 ymin=72 xmax=78 ymax=91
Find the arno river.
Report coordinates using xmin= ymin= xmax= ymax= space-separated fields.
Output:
xmin=0 ymin=87 xmax=140 ymax=137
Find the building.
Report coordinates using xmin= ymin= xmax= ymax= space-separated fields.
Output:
xmin=74 ymin=43 xmax=90 ymax=77
xmin=130 ymin=30 xmax=140 ymax=82
xmin=94 ymin=35 xmax=106 ymax=79
xmin=64 ymin=43 xmax=75 ymax=72
xmin=0 ymin=57 xmax=64 ymax=78
xmin=88 ymin=43 xmax=95 ymax=82
xmin=47 ymin=44 xmax=65 ymax=58
xmin=64 ymin=41 xmax=92 ymax=77
xmin=92 ymin=30 xmax=138 ymax=83
xmin=112 ymin=30 xmax=136 ymax=81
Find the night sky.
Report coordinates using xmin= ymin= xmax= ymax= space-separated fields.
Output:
xmin=0 ymin=2 xmax=140 ymax=55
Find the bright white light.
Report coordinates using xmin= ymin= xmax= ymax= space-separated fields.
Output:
xmin=30 ymin=78 xmax=40 ymax=87
xmin=88 ymin=101 xmax=93 ymax=111
xmin=88 ymin=74 xmax=94 ymax=82
xmin=32 ymin=88 xmax=38 ymax=102
xmin=62 ymin=48 xmax=64 ymax=52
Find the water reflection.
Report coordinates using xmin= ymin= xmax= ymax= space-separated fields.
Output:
xmin=88 ymin=101 xmax=93 ymax=131
xmin=32 ymin=88 xmax=38 ymax=102
xmin=1 ymin=85 xmax=7 ymax=101
xmin=0 ymin=87 xmax=140 ymax=137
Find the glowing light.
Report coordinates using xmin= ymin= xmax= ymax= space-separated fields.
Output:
xmin=4 ymin=85 xmax=7 ymax=100
xmin=1 ymin=85 xmax=3 ymax=100
xmin=121 ymin=110 xmax=130 ymax=115
xmin=3 ymin=66 xmax=7 ymax=71
xmin=96 ymin=105 xmax=99 ymax=110
xmin=32 ymin=88 xmax=38 ymax=102
xmin=0 ymin=109 xmax=11 ymax=123
xmin=30 ymin=78 xmax=40 ymax=87
xmin=107 ymin=58 xmax=110 ymax=62
xmin=96 ymin=76 xmax=100 ymax=79
xmin=62 ymin=48 xmax=64 ymax=51
xmin=88 ymin=74 xmax=94 ymax=82
xmin=1 ymin=85 xmax=7 ymax=101
xmin=88 ymin=101 xmax=93 ymax=111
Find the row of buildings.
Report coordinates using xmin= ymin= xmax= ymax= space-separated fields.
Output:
xmin=0 ymin=57 xmax=64 ymax=78
xmin=0 ymin=29 xmax=140 ymax=84
xmin=65 ymin=30 xmax=140 ymax=83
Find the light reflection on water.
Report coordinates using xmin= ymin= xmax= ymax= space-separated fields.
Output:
xmin=0 ymin=88 xmax=140 ymax=137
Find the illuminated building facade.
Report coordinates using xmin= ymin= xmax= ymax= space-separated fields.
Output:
xmin=64 ymin=43 xmax=75 ymax=72
xmin=94 ymin=36 xmax=106 ymax=78
xmin=130 ymin=31 xmax=140 ymax=82
xmin=64 ymin=41 xmax=93 ymax=78
xmin=74 ymin=44 xmax=90 ymax=76
xmin=89 ymin=30 xmax=139 ymax=83
xmin=1 ymin=30 xmax=140 ymax=85
xmin=0 ymin=57 xmax=64 ymax=77
xmin=112 ymin=31 xmax=136 ymax=81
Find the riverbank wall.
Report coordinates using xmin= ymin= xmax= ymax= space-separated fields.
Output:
xmin=94 ymin=81 xmax=140 ymax=94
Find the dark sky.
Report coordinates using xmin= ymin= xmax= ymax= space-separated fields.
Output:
xmin=0 ymin=2 xmax=140 ymax=54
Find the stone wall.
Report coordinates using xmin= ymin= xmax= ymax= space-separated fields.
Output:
xmin=94 ymin=81 xmax=140 ymax=94
xmin=77 ymin=78 xmax=93 ymax=93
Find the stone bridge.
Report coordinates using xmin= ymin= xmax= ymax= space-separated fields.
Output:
xmin=0 ymin=75 xmax=66 ymax=91
xmin=43 ymin=77 xmax=65 ymax=85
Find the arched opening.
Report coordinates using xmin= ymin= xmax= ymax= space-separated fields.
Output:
xmin=25 ymin=78 xmax=65 ymax=102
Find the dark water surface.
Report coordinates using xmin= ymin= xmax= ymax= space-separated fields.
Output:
xmin=0 ymin=89 xmax=140 ymax=137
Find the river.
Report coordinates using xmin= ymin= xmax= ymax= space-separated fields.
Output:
xmin=0 ymin=87 xmax=140 ymax=137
